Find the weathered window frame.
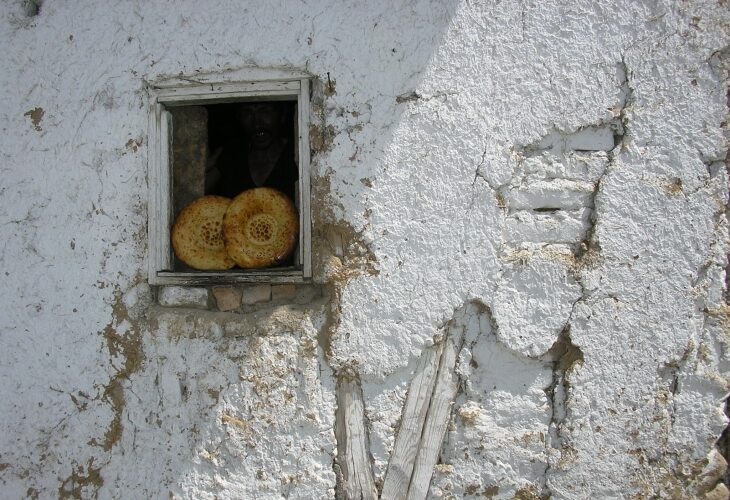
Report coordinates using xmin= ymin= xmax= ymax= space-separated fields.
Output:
xmin=147 ymin=77 xmax=312 ymax=285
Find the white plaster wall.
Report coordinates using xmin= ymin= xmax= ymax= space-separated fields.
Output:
xmin=0 ymin=0 xmax=728 ymax=498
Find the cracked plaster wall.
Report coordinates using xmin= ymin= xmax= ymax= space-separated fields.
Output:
xmin=0 ymin=1 xmax=728 ymax=498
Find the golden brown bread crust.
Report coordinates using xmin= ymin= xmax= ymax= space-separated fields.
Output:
xmin=223 ymin=187 xmax=299 ymax=269
xmin=171 ymin=195 xmax=236 ymax=270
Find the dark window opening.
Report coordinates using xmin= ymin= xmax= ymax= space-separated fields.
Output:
xmin=206 ymin=101 xmax=297 ymax=199
xmin=169 ymin=100 xmax=299 ymax=272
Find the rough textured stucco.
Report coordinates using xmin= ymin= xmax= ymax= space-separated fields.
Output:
xmin=0 ymin=1 xmax=728 ymax=498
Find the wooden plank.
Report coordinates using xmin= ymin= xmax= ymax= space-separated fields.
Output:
xmin=147 ymin=102 xmax=172 ymax=285
xmin=380 ymin=343 xmax=444 ymax=500
xmin=147 ymin=100 xmax=160 ymax=284
xmin=335 ymin=376 xmax=378 ymax=500
xmin=155 ymin=270 xmax=307 ymax=286
xmin=155 ymin=80 xmax=299 ymax=100
xmin=152 ymin=73 xmax=311 ymax=90
xmin=407 ymin=325 xmax=466 ymax=499
xmin=160 ymin=90 xmax=298 ymax=106
xmin=294 ymin=180 xmax=301 ymax=268
xmin=298 ymin=78 xmax=312 ymax=278
xmin=161 ymin=110 xmax=173 ymax=271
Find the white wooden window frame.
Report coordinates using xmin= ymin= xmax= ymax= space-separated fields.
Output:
xmin=147 ymin=78 xmax=312 ymax=285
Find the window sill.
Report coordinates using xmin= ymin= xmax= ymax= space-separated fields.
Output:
xmin=153 ymin=268 xmax=308 ymax=286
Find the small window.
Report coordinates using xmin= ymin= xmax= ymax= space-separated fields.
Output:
xmin=147 ymin=76 xmax=311 ymax=285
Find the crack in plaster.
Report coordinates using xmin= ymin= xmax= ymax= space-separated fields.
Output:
xmin=717 ymin=397 xmax=730 ymax=491
xmin=707 ymin=45 xmax=730 ymax=493
xmin=539 ymin=318 xmax=585 ymax=499
xmin=488 ymin=58 xmax=632 ymax=496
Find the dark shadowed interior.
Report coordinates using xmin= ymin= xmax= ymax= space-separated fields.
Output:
xmin=170 ymin=100 xmax=299 ymax=271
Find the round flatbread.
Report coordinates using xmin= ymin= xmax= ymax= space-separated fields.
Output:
xmin=172 ymin=195 xmax=235 ymax=270
xmin=223 ymin=187 xmax=299 ymax=269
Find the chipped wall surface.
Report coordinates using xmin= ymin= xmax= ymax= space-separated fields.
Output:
xmin=1 ymin=1 xmax=729 ymax=498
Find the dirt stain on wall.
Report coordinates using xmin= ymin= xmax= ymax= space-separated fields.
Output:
xmin=97 ymin=288 xmax=145 ymax=452
xmin=24 ymin=107 xmax=44 ymax=131
xmin=58 ymin=459 xmax=103 ymax=499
